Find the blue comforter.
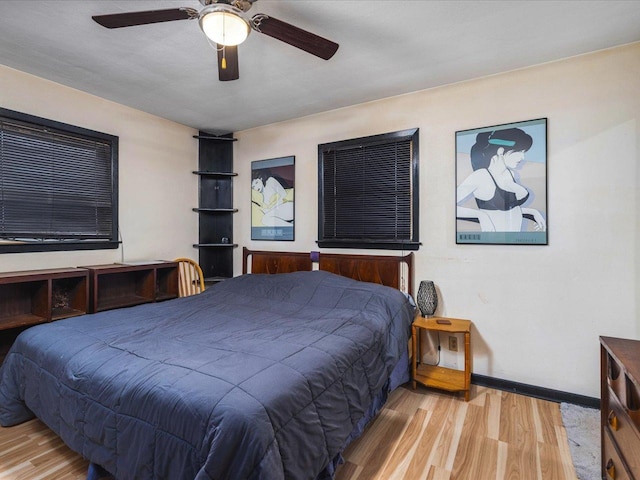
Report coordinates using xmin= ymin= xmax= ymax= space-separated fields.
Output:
xmin=0 ymin=271 xmax=414 ymax=479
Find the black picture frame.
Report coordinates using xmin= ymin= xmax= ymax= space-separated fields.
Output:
xmin=251 ymin=156 xmax=295 ymax=241
xmin=456 ymin=118 xmax=548 ymax=245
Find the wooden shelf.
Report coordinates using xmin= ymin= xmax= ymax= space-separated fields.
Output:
xmin=192 ymin=208 xmax=238 ymax=213
xmin=51 ymin=307 xmax=86 ymax=321
xmin=97 ymin=295 xmax=153 ymax=311
xmin=192 ymin=135 xmax=237 ymax=142
xmin=156 ymin=264 xmax=179 ymax=301
xmin=192 ymin=171 xmax=237 ymax=176
xmin=155 ymin=293 xmax=176 ymax=302
xmin=82 ymin=262 xmax=178 ymax=313
xmin=204 ymin=276 xmax=231 ymax=283
xmin=193 ymin=243 xmax=238 ymax=248
xmin=195 ymin=130 xmax=235 ymax=282
xmin=0 ymin=312 xmax=47 ymax=330
xmin=415 ymin=364 xmax=467 ymax=392
xmin=0 ymin=326 xmax=29 ymax=365
xmin=413 ymin=316 xmax=471 ymax=333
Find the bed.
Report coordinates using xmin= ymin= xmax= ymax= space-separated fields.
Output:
xmin=0 ymin=249 xmax=415 ymax=480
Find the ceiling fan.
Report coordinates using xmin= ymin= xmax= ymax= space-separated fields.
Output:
xmin=92 ymin=0 xmax=339 ymax=81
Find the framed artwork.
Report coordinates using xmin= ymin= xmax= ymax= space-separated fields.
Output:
xmin=456 ymin=118 xmax=547 ymax=245
xmin=251 ymin=156 xmax=295 ymax=241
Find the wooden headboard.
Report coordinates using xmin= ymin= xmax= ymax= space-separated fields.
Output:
xmin=242 ymin=247 xmax=414 ymax=296
xmin=242 ymin=248 xmax=312 ymax=275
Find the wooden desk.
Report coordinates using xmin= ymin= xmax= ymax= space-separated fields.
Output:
xmin=412 ymin=316 xmax=472 ymax=401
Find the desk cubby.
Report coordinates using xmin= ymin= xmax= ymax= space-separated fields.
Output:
xmin=0 ymin=268 xmax=89 ymax=330
xmin=83 ymin=262 xmax=178 ymax=313
xmin=0 ymin=268 xmax=89 ymax=364
xmin=155 ymin=263 xmax=180 ymax=301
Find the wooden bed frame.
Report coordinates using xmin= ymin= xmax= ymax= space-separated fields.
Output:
xmin=242 ymin=247 xmax=414 ymax=297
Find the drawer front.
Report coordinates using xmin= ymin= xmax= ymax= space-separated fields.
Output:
xmin=603 ymin=429 xmax=632 ymax=480
xmin=626 ymin=372 xmax=640 ymax=432
xmin=606 ymin=387 xmax=640 ymax=478
xmin=606 ymin=350 xmax=626 ymax=405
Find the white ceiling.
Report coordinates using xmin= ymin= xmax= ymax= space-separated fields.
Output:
xmin=1 ymin=1 xmax=639 ymax=135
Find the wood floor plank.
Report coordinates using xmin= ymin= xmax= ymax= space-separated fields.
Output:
xmin=385 ymin=386 xmax=431 ymax=416
xmin=343 ymin=408 xmax=409 ymax=466
xmin=538 ymin=439 xmax=569 ymax=480
xmin=453 ymin=434 xmax=500 ymax=479
xmin=332 ymin=460 xmax=360 ymax=480
xmin=38 ymin=455 xmax=88 ymax=480
xmin=401 ymin=391 xmax=456 ymax=479
xmin=376 ymin=407 xmax=430 ymax=479
xmin=445 ymin=401 xmax=469 ymax=472
xmin=0 ymin=435 xmax=32 ymax=457
xmin=554 ymin=425 xmax=579 ymax=480
xmin=0 ymin=439 xmax=44 ymax=470
xmin=451 ymin=404 xmax=498 ymax=479
xmin=429 ymin=399 xmax=468 ymax=471
xmin=499 ymin=391 xmax=536 ymax=451
xmin=425 ymin=464 xmax=451 ymax=480
xmin=496 ymin=440 xmax=509 ymax=480
xmin=502 ymin=442 xmax=540 ymax=480
xmin=487 ymin=390 xmax=502 ymax=441
xmin=533 ymin=396 xmax=560 ymax=445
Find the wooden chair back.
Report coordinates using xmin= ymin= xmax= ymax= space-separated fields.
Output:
xmin=174 ymin=258 xmax=205 ymax=297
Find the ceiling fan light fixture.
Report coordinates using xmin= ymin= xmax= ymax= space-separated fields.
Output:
xmin=199 ymin=4 xmax=250 ymax=47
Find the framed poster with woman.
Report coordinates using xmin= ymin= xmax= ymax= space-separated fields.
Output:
xmin=251 ymin=156 xmax=295 ymax=241
xmin=456 ymin=118 xmax=547 ymax=245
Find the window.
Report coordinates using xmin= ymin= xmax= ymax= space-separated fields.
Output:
xmin=0 ymin=108 xmax=119 ymax=253
xmin=318 ymin=128 xmax=419 ymax=250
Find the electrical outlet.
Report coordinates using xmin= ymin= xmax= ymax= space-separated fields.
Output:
xmin=449 ymin=336 xmax=458 ymax=352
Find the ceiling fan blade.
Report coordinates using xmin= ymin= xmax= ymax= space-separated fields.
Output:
xmin=252 ymin=14 xmax=339 ymax=60
xmin=92 ymin=8 xmax=198 ymax=29
xmin=217 ymin=45 xmax=240 ymax=81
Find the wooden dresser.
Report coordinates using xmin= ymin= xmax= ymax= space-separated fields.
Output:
xmin=601 ymin=336 xmax=640 ymax=480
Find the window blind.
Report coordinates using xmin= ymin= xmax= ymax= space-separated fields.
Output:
xmin=318 ymin=129 xmax=419 ymax=250
xmin=0 ymin=115 xmax=115 ymax=242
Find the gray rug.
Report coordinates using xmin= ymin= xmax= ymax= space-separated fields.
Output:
xmin=560 ymin=403 xmax=600 ymax=480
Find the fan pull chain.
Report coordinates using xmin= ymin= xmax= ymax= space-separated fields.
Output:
xmin=220 ymin=10 xmax=228 ymax=69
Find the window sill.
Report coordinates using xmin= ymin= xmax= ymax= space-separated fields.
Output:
xmin=0 ymin=240 xmax=121 ymax=254
xmin=316 ymin=240 xmax=421 ymax=251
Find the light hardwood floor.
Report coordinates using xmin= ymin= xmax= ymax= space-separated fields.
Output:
xmin=336 ymin=385 xmax=578 ymax=480
xmin=0 ymin=385 xmax=578 ymax=480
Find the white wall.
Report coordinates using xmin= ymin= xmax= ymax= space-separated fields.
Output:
xmin=234 ymin=42 xmax=640 ymax=398
xmin=0 ymin=65 xmax=198 ymax=271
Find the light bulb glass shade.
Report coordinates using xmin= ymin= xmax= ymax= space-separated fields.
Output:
xmin=199 ymin=5 xmax=250 ymax=47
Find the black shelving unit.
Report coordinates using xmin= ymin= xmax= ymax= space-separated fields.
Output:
xmin=193 ymin=132 xmax=237 ymax=284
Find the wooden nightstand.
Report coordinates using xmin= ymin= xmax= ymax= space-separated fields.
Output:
xmin=412 ymin=316 xmax=472 ymax=401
